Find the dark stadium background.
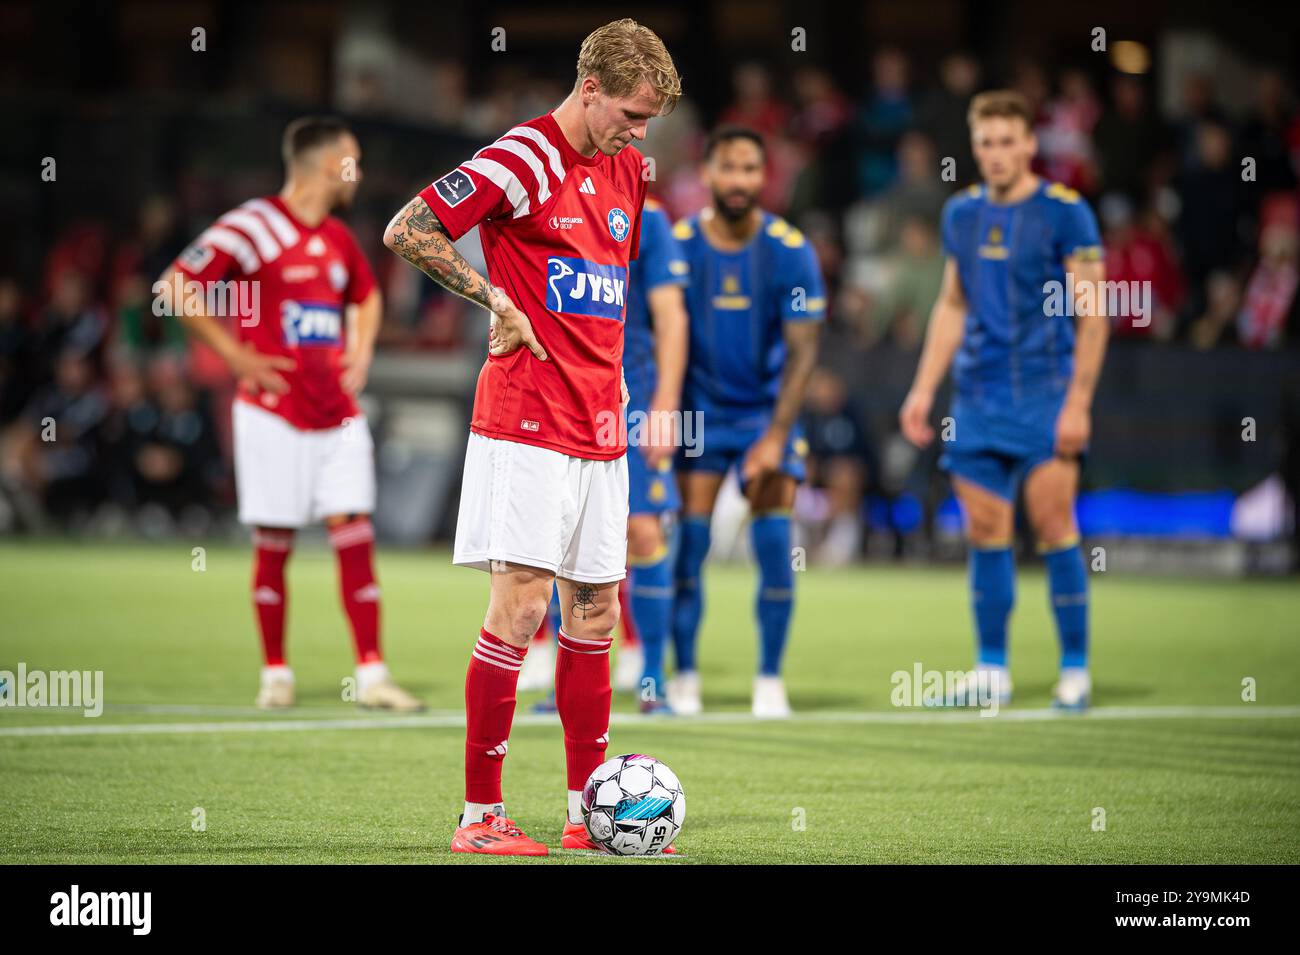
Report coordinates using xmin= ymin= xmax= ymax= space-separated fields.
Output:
xmin=1 ymin=0 xmax=1298 ymax=575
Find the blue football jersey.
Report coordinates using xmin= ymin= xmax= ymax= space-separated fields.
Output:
xmin=624 ymin=199 xmax=689 ymax=407
xmin=676 ymin=211 xmax=826 ymax=413
xmin=941 ymin=180 xmax=1102 ymax=400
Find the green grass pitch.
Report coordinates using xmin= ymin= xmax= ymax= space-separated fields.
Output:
xmin=1 ymin=540 xmax=1298 ymax=864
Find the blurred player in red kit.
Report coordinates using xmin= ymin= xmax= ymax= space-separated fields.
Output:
xmin=385 ymin=19 xmax=681 ymax=855
xmin=157 ymin=117 xmax=423 ymax=712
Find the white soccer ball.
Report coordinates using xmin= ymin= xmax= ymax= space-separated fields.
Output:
xmin=581 ymin=753 xmax=685 ymax=855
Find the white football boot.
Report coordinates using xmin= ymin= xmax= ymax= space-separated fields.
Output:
xmin=613 ymin=643 xmax=644 ymax=693
xmin=924 ymin=665 xmax=1013 ymax=708
xmin=1052 ymin=668 xmax=1092 ymax=712
xmin=356 ymin=661 xmax=425 ymax=712
xmin=752 ymin=675 xmax=793 ymax=719
xmin=666 ymin=671 xmax=702 ymax=716
xmin=256 ymin=666 xmax=295 ymax=709
xmin=516 ymin=639 xmax=556 ymax=692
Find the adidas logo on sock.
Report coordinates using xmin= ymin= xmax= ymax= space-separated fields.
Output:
xmin=486 ymin=741 xmax=508 ymax=758
xmin=253 ymin=586 xmax=282 ymax=605
xmin=353 ymin=583 xmax=381 ymax=602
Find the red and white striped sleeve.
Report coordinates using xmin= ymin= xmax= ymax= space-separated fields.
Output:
xmin=417 ymin=124 xmax=568 ymax=240
xmin=171 ymin=198 xmax=303 ymax=281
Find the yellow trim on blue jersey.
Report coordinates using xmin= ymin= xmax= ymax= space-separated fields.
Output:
xmin=672 ymin=219 xmax=694 ymax=240
xmin=765 ymin=218 xmax=790 ymax=238
xmin=781 ymin=228 xmax=806 ymax=248
xmin=1069 ymin=245 xmax=1103 ymax=262
xmin=712 ymin=295 xmax=753 ymax=310
xmin=668 ymin=260 xmax=689 ymax=275
xmin=1045 ymin=182 xmax=1082 ymax=204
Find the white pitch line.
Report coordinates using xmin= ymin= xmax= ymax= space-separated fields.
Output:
xmin=2 ymin=705 xmax=1298 ymax=738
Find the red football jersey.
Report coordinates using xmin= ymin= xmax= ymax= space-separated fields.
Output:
xmin=169 ymin=195 xmax=376 ymax=430
xmin=418 ymin=111 xmax=649 ymax=460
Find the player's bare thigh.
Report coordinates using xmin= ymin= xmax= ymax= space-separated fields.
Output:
xmin=555 ymin=576 xmax=620 ymax=640
xmin=677 ymin=470 xmax=725 ymax=518
xmin=627 ymin=514 xmax=665 ymax=561
xmin=951 ymin=475 xmax=1014 ymax=546
xmin=483 ymin=561 xmax=555 ymax=648
xmin=1022 ymin=457 xmax=1080 ymax=548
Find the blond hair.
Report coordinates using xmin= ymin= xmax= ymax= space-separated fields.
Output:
xmin=967 ymin=89 xmax=1034 ymax=129
xmin=576 ymin=18 xmax=681 ymax=115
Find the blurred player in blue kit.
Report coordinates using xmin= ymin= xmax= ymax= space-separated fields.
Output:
xmin=668 ymin=127 xmax=826 ymax=718
xmin=899 ymin=90 xmax=1109 ymax=710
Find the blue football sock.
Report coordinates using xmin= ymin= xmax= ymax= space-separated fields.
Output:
xmin=672 ymin=516 xmax=711 ymax=674
xmin=751 ymin=512 xmax=794 ymax=677
xmin=629 ymin=547 xmax=673 ymax=703
xmin=1043 ymin=541 xmax=1089 ymax=670
xmin=969 ymin=545 xmax=1015 ymax=667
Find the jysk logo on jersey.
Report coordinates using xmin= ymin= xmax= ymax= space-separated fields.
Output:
xmin=546 ymin=257 xmax=627 ymax=320
xmin=281 ymin=301 xmax=342 ymax=347
xmin=433 ymin=170 xmax=476 ymax=208
xmin=607 ymin=208 xmax=630 ymax=243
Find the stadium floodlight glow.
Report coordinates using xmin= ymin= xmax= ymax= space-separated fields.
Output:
xmin=1111 ymin=41 xmax=1150 ymax=75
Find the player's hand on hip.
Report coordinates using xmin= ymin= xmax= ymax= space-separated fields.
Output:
xmin=899 ymin=389 xmax=935 ymax=447
xmin=641 ymin=401 xmax=679 ymax=468
xmin=741 ymin=431 xmax=785 ymax=487
xmin=230 ymin=344 xmax=295 ymax=395
xmin=487 ymin=287 xmax=547 ymax=361
xmin=339 ymin=347 xmax=372 ymax=396
xmin=1054 ymin=400 xmax=1090 ymax=458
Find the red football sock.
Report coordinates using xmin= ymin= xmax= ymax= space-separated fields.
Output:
xmin=330 ymin=517 xmax=382 ymax=664
xmin=556 ymin=628 xmax=613 ymax=790
xmin=252 ymin=528 xmax=294 ymax=666
xmin=465 ymin=629 xmax=527 ymax=804
xmin=617 ymin=575 xmax=640 ymax=647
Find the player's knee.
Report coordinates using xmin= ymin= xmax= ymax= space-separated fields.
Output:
xmin=627 ymin=517 xmax=664 ymax=561
xmin=1034 ymin=517 xmax=1078 ymax=551
xmin=965 ymin=508 xmax=1008 ymax=545
xmin=566 ymin=591 xmax=619 ymax=639
xmin=491 ymin=593 xmax=549 ymax=645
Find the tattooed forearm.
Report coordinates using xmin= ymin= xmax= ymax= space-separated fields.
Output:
xmin=383 ymin=197 xmax=494 ymax=309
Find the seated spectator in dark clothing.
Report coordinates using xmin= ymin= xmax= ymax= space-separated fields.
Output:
xmin=0 ymin=278 xmax=36 ymax=425
xmin=2 ymin=349 xmax=108 ymax=523
xmin=100 ymin=356 xmax=160 ymax=510
xmin=1094 ymin=75 xmax=1170 ymax=206
xmin=1176 ymin=121 xmax=1250 ymax=323
xmin=32 ymin=270 xmax=107 ymax=385
xmin=132 ymin=354 xmax=223 ymax=518
xmin=800 ymin=367 xmax=873 ymax=565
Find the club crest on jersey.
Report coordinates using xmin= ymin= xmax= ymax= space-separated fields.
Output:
xmin=433 ymin=170 xmax=476 ymax=208
xmin=607 ymin=208 xmax=630 ymax=243
xmin=281 ymin=300 xmax=342 ymax=347
xmin=546 ymin=256 xmax=627 ymax=320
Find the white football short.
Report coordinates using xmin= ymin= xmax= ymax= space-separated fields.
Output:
xmin=453 ymin=431 xmax=629 ymax=584
xmin=233 ymin=400 xmax=375 ymax=528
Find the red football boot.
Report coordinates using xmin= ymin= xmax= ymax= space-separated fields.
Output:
xmin=561 ymin=819 xmax=676 ymax=854
xmin=451 ymin=814 xmax=548 ymax=856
